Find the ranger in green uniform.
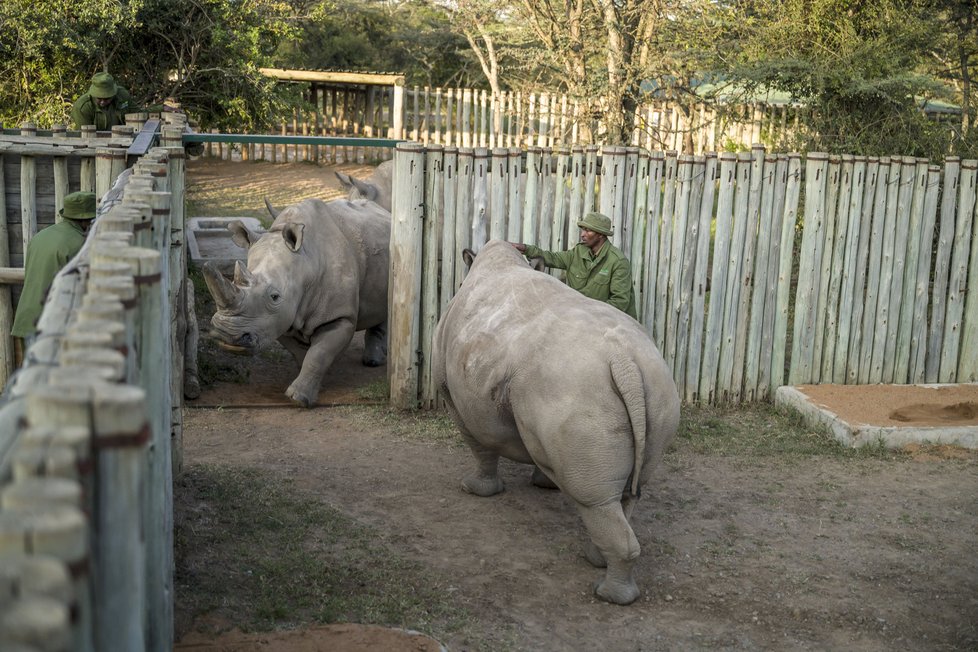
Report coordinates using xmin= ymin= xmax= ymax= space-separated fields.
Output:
xmin=12 ymin=192 xmax=97 ymax=348
xmin=510 ymin=211 xmax=637 ymax=319
xmin=70 ymin=72 xmax=135 ymax=130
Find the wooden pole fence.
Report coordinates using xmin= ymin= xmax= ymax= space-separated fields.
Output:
xmin=388 ymin=144 xmax=978 ymax=409
xmin=0 ymin=120 xmax=190 ymax=651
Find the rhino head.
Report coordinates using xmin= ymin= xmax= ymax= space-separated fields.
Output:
xmin=202 ymin=218 xmax=305 ymax=355
xmin=335 ymin=160 xmax=393 ymax=212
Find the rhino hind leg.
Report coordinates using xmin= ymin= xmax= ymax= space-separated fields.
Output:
xmin=362 ymin=322 xmax=388 ymax=367
xmin=575 ymin=501 xmax=641 ymax=605
xmin=461 ymin=445 xmax=505 ymax=497
xmin=441 ymin=383 xmax=505 ymax=496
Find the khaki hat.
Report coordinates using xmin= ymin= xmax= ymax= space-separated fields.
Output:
xmin=89 ymin=72 xmax=118 ymax=99
xmin=577 ymin=212 xmax=613 ymax=236
xmin=60 ymin=192 xmax=97 ymax=220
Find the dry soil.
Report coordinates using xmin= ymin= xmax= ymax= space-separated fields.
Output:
xmin=175 ymin=158 xmax=978 ymax=651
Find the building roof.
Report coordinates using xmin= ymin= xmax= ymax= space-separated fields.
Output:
xmin=259 ymin=68 xmax=405 ymax=86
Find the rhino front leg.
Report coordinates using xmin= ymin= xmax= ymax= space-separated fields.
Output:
xmin=362 ymin=321 xmax=387 ymax=367
xmin=286 ymin=319 xmax=355 ymax=407
xmin=575 ymin=501 xmax=642 ymax=605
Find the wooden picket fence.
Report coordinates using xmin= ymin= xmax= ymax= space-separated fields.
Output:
xmin=205 ymin=85 xmax=808 ymax=163
xmin=0 ymin=118 xmax=190 ymax=651
xmin=387 ymin=143 xmax=978 ymax=409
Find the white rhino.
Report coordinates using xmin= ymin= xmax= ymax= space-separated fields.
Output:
xmin=202 ymin=197 xmax=390 ymax=407
xmin=432 ymin=239 xmax=681 ymax=605
xmin=335 ymin=160 xmax=394 ymax=212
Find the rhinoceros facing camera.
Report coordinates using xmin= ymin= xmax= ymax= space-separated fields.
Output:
xmin=203 ymin=197 xmax=390 ymax=407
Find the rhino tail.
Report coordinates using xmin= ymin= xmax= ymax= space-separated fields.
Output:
xmin=609 ymin=354 xmax=647 ymax=497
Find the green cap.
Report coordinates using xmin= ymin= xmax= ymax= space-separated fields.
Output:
xmin=88 ymin=72 xmax=118 ymax=99
xmin=60 ymin=192 xmax=97 ymax=220
xmin=577 ymin=212 xmax=613 ymax=236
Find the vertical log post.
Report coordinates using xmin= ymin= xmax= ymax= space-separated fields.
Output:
xmin=0 ymin=146 xmax=11 ymax=386
xmin=388 ymin=143 xmax=426 ymax=409
xmin=20 ymin=123 xmax=38 ymax=253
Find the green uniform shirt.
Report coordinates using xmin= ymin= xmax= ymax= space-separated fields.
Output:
xmin=12 ymin=220 xmax=87 ymax=337
xmin=523 ymin=241 xmax=637 ymax=319
xmin=70 ymin=87 xmax=135 ymax=130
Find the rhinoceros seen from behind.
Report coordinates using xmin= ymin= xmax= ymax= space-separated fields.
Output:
xmin=203 ymin=197 xmax=390 ymax=407
xmin=432 ymin=239 xmax=681 ymax=605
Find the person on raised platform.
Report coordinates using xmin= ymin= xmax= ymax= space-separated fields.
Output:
xmin=70 ymin=72 xmax=137 ymax=130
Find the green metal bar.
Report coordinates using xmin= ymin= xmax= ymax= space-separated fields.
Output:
xmin=181 ymin=133 xmax=406 ymax=148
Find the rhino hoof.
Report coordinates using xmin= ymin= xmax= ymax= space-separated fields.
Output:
xmin=461 ymin=475 xmax=505 ymax=497
xmin=184 ymin=377 xmax=201 ymax=400
xmin=362 ymin=356 xmax=385 ymax=367
xmin=286 ymin=384 xmax=316 ymax=408
xmin=593 ymin=578 xmax=640 ymax=606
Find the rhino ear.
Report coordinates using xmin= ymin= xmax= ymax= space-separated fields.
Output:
xmin=529 ymin=256 xmax=546 ymax=272
xmin=351 ymin=177 xmax=379 ymax=202
xmin=229 ymin=220 xmax=261 ymax=250
xmin=282 ymin=223 xmax=304 ymax=252
xmin=335 ymin=171 xmax=352 ymax=189
xmin=462 ymin=248 xmax=476 ymax=268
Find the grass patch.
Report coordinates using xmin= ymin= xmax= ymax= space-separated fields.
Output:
xmin=175 ymin=464 xmax=472 ymax=638
xmin=674 ymin=401 xmax=895 ymax=460
xmin=356 ymin=378 xmax=389 ymax=402
xmin=337 ymin=404 xmax=464 ymax=446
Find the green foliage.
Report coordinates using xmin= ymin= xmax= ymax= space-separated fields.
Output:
xmin=725 ymin=0 xmax=959 ymax=157
xmin=0 ymin=0 xmax=298 ymax=129
xmin=276 ymin=0 xmax=470 ymax=87
xmin=111 ymin=0 xmax=300 ymax=130
xmin=0 ymin=0 xmax=141 ymax=125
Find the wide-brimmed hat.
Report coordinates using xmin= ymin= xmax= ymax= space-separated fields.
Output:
xmin=89 ymin=72 xmax=118 ymax=99
xmin=577 ymin=212 xmax=613 ymax=236
xmin=60 ymin=192 xmax=97 ymax=220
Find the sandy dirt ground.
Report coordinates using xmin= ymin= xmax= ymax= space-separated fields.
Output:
xmin=175 ymin=158 xmax=978 ymax=651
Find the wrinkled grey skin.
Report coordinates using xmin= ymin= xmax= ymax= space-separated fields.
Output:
xmin=432 ymin=239 xmax=681 ymax=605
xmin=335 ymin=160 xmax=394 ymax=212
xmin=203 ymin=198 xmax=390 ymax=407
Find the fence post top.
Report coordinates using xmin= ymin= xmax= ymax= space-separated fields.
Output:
xmin=395 ymin=141 xmax=424 ymax=152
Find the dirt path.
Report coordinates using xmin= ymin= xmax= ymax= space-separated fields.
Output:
xmin=176 ymin=158 xmax=978 ymax=651
xmin=177 ymin=397 xmax=978 ymax=651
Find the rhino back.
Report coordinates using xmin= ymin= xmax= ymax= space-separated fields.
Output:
xmin=435 ymin=240 xmax=679 ymax=467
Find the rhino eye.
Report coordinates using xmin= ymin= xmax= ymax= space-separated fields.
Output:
xmin=269 ymin=291 xmax=281 ymax=302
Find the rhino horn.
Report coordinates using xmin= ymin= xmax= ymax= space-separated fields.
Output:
xmin=233 ymin=260 xmax=257 ymax=287
xmin=263 ymin=197 xmax=280 ymax=220
xmin=202 ymin=261 xmax=241 ymax=310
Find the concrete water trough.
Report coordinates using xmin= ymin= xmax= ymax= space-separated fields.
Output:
xmin=186 ymin=217 xmax=265 ymax=273
xmin=775 ymin=383 xmax=978 ymax=449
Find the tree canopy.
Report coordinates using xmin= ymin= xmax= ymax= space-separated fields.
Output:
xmin=1 ymin=0 xmax=975 ymax=156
